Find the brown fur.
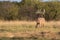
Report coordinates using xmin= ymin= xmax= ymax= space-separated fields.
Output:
xmin=36 ymin=18 xmax=45 ymax=28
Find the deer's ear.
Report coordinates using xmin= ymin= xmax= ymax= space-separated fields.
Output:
xmin=43 ymin=9 xmax=45 ymax=14
xmin=40 ymin=9 xmax=41 ymax=11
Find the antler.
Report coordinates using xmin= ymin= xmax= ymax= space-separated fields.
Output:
xmin=43 ymin=9 xmax=45 ymax=14
xmin=36 ymin=9 xmax=45 ymax=14
xmin=40 ymin=9 xmax=45 ymax=14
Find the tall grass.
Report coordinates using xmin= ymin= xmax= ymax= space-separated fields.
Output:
xmin=0 ymin=21 xmax=60 ymax=40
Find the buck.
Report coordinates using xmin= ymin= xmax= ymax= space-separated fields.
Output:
xmin=35 ymin=9 xmax=45 ymax=28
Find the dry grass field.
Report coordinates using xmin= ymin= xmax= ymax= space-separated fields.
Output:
xmin=0 ymin=21 xmax=60 ymax=40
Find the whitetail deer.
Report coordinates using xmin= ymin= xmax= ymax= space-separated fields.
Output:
xmin=35 ymin=9 xmax=45 ymax=28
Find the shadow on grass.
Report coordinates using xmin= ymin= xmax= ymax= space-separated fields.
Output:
xmin=0 ymin=37 xmax=60 ymax=40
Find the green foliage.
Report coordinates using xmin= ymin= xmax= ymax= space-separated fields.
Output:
xmin=0 ymin=1 xmax=60 ymax=21
xmin=0 ymin=1 xmax=19 ymax=20
xmin=45 ymin=2 xmax=60 ymax=20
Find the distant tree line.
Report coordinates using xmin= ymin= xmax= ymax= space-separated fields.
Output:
xmin=0 ymin=1 xmax=60 ymax=21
